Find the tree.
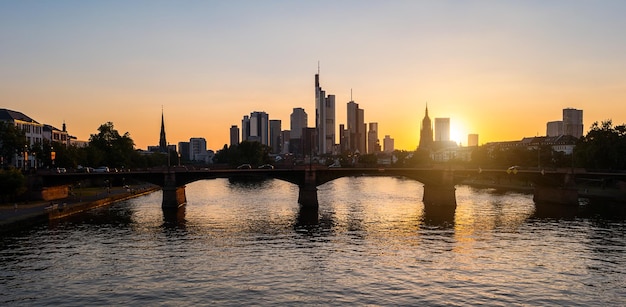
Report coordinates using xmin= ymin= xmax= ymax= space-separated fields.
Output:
xmin=575 ymin=120 xmax=626 ymax=170
xmin=0 ymin=167 xmax=26 ymax=202
xmin=214 ymin=141 xmax=270 ymax=167
xmin=0 ymin=121 xmax=27 ymax=167
xmin=89 ymin=122 xmax=137 ymax=168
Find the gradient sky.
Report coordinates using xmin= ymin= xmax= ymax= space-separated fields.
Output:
xmin=2 ymin=1 xmax=626 ymax=151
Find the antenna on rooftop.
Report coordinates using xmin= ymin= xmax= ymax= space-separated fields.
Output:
xmin=351 ymin=88 xmax=353 ymax=101
xmin=317 ymin=61 xmax=320 ymax=75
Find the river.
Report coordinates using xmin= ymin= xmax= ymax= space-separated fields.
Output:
xmin=1 ymin=176 xmax=624 ymax=306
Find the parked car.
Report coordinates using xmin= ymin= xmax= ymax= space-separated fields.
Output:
xmin=93 ymin=166 xmax=110 ymax=173
xmin=258 ymin=164 xmax=274 ymax=169
xmin=236 ymin=164 xmax=252 ymax=169
xmin=55 ymin=167 xmax=67 ymax=173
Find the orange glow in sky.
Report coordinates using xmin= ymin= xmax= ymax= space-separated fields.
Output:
xmin=2 ymin=2 xmax=626 ymax=151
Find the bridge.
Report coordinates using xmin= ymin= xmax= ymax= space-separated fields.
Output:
xmin=32 ymin=167 xmax=626 ymax=216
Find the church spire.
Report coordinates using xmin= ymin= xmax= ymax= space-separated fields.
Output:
xmin=159 ymin=107 xmax=167 ymax=152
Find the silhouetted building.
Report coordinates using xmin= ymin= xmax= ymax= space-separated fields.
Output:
xmin=270 ymin=119 xmax=282 ymax=153
xmin=0 ymin=108 xmax=43 ymax=168
xmin=468 ymin=134 xmax=479 ymax=147
xmin=280 ymin=130 xmax=290 ymax=154
xmin=178 ymin=142 xmax=190 ymax=162
xmin=315 ymin=71 xmax=336 ymax=155
xmin=347 ymin=100 xmax=365 ymax=153
xmin=547 ymin=121 xmax=563 ymax=137
xmin=159 ymin=110 xmax=167 ymax=152
xmin=230 ymin=125 xmax=239 ymax=146
xmin=419 ymin=105 xmax=433 ymax=149
xmin=290 ymin=107 xmax=308 ymax=155
xmin=242 ymin=111 xmax=269 ymax=145
xmin=383 ymin=135 xmax=394 ymax=153
xmin=563 ymin=108 xmax=583 ymax=138
xmin=367 ymin=122 xmax=380 ymax=154
xmin=435 ymin=118 xmax=450 ymax=142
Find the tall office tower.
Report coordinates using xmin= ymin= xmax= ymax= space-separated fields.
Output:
xmin=563 ymin=108 xmax=583 ymax=138
xmin=245 ymin=111 xmax=269 ymax=145
xmin=230 ymin=125 xmax=240 ymax=146
xmin=178 ymin=142 xmax=190 ymax=161
xmin=269 ymin=119 xmax=282 ymax=153
xmin=289 ymin=107 xmax=308 ymax=155
xmin=159 ymin=109 xmax=167 ymax=152
xmin=419 ymin=105 xmax=433 ymax=149
xmin=367 ymin=122 xmax=380 ymax=154
xmin=383 ymin=135 xmax=394 ymax=153
xmin=468 ymin=134 xmax=479 ymax=147
xmin=280 ymin=130 xmax=291 ymax=154
xmin=547 ymin=121 xmax=564 ymax=137
xmin=339 ymin=124 xmax=350 ymax=153
xmin=242 ymin=115 xmax=250 ymax=142
xmin=347 ymin=100 xmax=365 ymax=153
xmin=434 ymin=118 xmax=450 ymax=142
xmin=315 ymin=71 xmax=336 ymax=155
xmin=189 ymin=137 xmax=207 ymax=161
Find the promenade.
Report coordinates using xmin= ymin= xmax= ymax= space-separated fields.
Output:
xmin=0 ymin=184 xmax=159 ymax=233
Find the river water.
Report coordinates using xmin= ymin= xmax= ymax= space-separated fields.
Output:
xmin=1 ymin=177 xmax=625 ymax=306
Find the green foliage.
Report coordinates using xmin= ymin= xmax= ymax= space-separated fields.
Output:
xmin=0 ymin=121 xmax=27 ymax=166
xmin=575 ymin=120 xmax=626 ymax=170
xmin=0 ymin=167 xmax=26 ymax=202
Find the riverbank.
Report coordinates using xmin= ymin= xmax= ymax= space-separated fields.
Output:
xmin=0 ymin=184 xmax=160 ymax=233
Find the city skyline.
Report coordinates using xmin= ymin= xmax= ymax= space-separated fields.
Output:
xmin=2 ymin=1 xmax=626 ymax=151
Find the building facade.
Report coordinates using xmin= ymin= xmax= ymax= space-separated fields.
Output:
xmin=230 ymin=125 xmax=240 ymax=147
xmin=418 ymin=105 xmax=433 ymax=150
xmin=347 ymin=100 xmax=365 ymax=154
xmin=367 ymin=122 xmax=380 ymax=154
xmin=468 ymin=134 xmax=479 ymax=147
xmin=242 ymin=111 xmax=269 ymax=145
xmin=269 ymin=119 xmax=282 ymax=154
xmin=563 ymin=108 xmax=583 ymax=138
xmin=383 ymin=135 xmax=394 ymax=153
xmin=289 ymin=107 xmax=307 ymax=155
xmin=314 ymin=73 xmax=336 ymax=155
xmin=434 ymin=118 xmax=450 ymax=142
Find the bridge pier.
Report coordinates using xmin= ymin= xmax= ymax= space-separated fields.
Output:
xmin=298 ymin=170 xmax=318 ymax=209
xmin=162 ymin=172 xmax=186 ymax=209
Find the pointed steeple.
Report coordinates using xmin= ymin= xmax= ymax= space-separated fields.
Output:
xmin=419 ymin=103 xmax=433 ymax=150
xmin=159 ymin=107 xmax=167 ymax=152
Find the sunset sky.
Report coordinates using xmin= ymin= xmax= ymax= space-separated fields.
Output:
xmin=2 ymin=1 xmax=625 ymax=151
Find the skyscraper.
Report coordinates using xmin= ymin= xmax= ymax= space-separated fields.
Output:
xmin=383 ymin=135 xmax=394 ymax=153
xmin=290 ymin=107 xmax=308 ymax=155
xmin=434 ymin=118 xmax=450 ymax=142
xmin=269 ymin=119 xmax=282 ymax=153
xmin=230 ymin=125 xmax=240 ymax=146
xmin=315 ymin=70 xmax=335 ymax=155
xmin=347 ymin=100 xmax=365 ymax=153
xmin=242 ymin=111 xmax=269 ymax=145
xmin=468 ymin=134 xmax=479 ymax=147
xmin=563 ymin=108 xmax=583 ymax=138
xmin=419 ymin=105 xmax=433 ymax=149
xmin=367 ymin=122 xmax=380 ymax=154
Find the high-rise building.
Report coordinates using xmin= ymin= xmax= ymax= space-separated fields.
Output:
xmin=189 ymin=137 xmax=207 ymax=161
xmin=178 ymin=142 xmax=190 ymax=162
xmin=419 ymin=105 xmax=433 ymax=149
xmin=367 ymin=122 xmax=380 ymax=154
xmin=547 ymin=121 xmax=563 ymax=137
xmin=242 ymin=111 xmax=269 ymax=145
xmin=435 ymin=118 xmax=450 ymax=142
xmin=315 ymin=71 xmax=335 ymax=155
xmin=280 ymin=130 xmax=291 ymax=154
xmin=269 ymin=119 xmax=282 ymax=153
xmin=468 ymin=134 xmax=479 ymax=147
xmin=290 ymin=107 xmax=307 ymax=155
xmin=347 ymin=100 xmax=365 ymax=153
xmin=339 ymin=124 xmax=350 ymax=153
xmin=383 ymin=135 xmax=394 ymax=153
xmin=230 ymin=125 xmax=240 ymax=146
xmin=563 ymin=108 xmax=583 ymax=138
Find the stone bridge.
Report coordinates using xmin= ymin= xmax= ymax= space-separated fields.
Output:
xmin=32 ymin=167 xmax=613 ymax=214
